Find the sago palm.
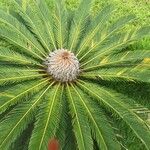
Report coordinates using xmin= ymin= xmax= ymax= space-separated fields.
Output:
xmin=0 ymin=0 xmax=150 ymax=150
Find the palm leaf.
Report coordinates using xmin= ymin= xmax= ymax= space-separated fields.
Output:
xmin=56 ymin=95 xmax=77 ymax=150
xmin=29 ymin=83 xmax=62 ymax=150
xmin=66 ymin=83 xmax=93 ymax=150
xmin=0 ymin=84 xmax=52 ymax=150
xmin=0 ymin=79 xmax=49 ymax=114
xmin=71 ymin=84 xmax=121 ymax=150
xmin=80 ymin=26 xmax=150 ymax=67
xmin=76 ymin=4 xmax=115 ymax=57
xmin=77 ymin=80 xmax=150 ymax=149
xmin=68 ymin=0 xmax=92 ymax=51
xmin=0 ymin=9 xmax=46 ymax=58
xmin=78 ymin=14 xmax=136 ymax=60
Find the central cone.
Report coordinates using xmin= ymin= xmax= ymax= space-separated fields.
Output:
xmin=44 ymin=49 xmax=80 ymax=82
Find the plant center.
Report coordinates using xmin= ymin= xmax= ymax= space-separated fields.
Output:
xmin=44 ymin=49 xmax=80 ymax=82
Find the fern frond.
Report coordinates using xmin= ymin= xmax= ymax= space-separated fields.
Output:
xmin=0 ymin=25 xmax=44 ymax=60
xmin=25 ymin=0 xmax=56 ymax=51
xmin=10 ymin=0 xmax=53 ymax=52
xmin=0 ymin=73 xmax=46 ymax=86
xmin=56 ymin=91 xmax=77 ymax=149
xmin=81 ymin=63 xmax=150 ymax=83
xmin=35 ymin=0 xmax=57 ymax=50
xmin=52 ymin=0 xmax=67 ymax=49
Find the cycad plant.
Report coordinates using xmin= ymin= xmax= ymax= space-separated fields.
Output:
xmin=0 ymin=0 xmax=150 ymax=150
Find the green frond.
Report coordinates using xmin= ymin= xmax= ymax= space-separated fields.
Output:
xmin=10 ymin=0 xmax=52 ymax=52
xmin=56 ymin=93 xmax=77 ymax=150
xmin=10 ymin=122 xmax=34 ymax=150
xmin=83 ymin=50 xmax=150 ymax=71
xmin=77 ymin=80 xmax=150 ymax=149
xmin=103 ymin=111 xmax=143 ymax=149
xmin=0 ymin=84 xmax=52 ymax=150
xmin=0 ymin=66 xmax=42 ymax=74
xmin=52 ymin=0 xmax=67 ymax=49
xmin=29 ymin=83 xmax=62 ymax=150
xmin=81 ymin=26 xmax=150 ymax=67
xmin=62 ymin=120 xmax=77 ymax=150
xmin=0 ymin=73 xmax=46 ymax=86
xmin=76 ymin=4 xmax=115 ymax=57
xmin=81 ymin=63 xmax=150 ymax=83
xmin=66 ymin=84 xmax=93 ymax=150
xmin=64 ymin=10 xmax=74 ymax=49
xmin=0 ymin=63 xmax=42 ymax=73
xmin=72 ymin=84 xmax=121 ymax=150
xmin=0 ymin=79 xmax=49 ymax=114
xmin=0 ymin=25 xmax=43 ymax=60
xmin=25 ymin=0 xmax=56 ymax=51
xmin=0 ymin=46 xmax=41 ymax=66
xmin=68 ymin=0 xmax=92 ymax=51
xmin=0 ymin=9 xmax=45 ymax=59
xmin=78 ymin=14 xmax=136 ymax=61
xmin=81 ymin=49 xmax=150 ymax=83
xmin=35 ymin=0 xmax=57 ymax=50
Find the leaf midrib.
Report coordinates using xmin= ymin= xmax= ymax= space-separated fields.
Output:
xmin=71 ymin=84 xmax=108 ymax=150
xmin=67 ymin=84 xmax=86 ymax=150
xmin=38 ymin=83 xmax=61 ymax=150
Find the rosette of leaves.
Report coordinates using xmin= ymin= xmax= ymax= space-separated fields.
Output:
xmin=0 ymin=0 xmax=150 ymax=150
